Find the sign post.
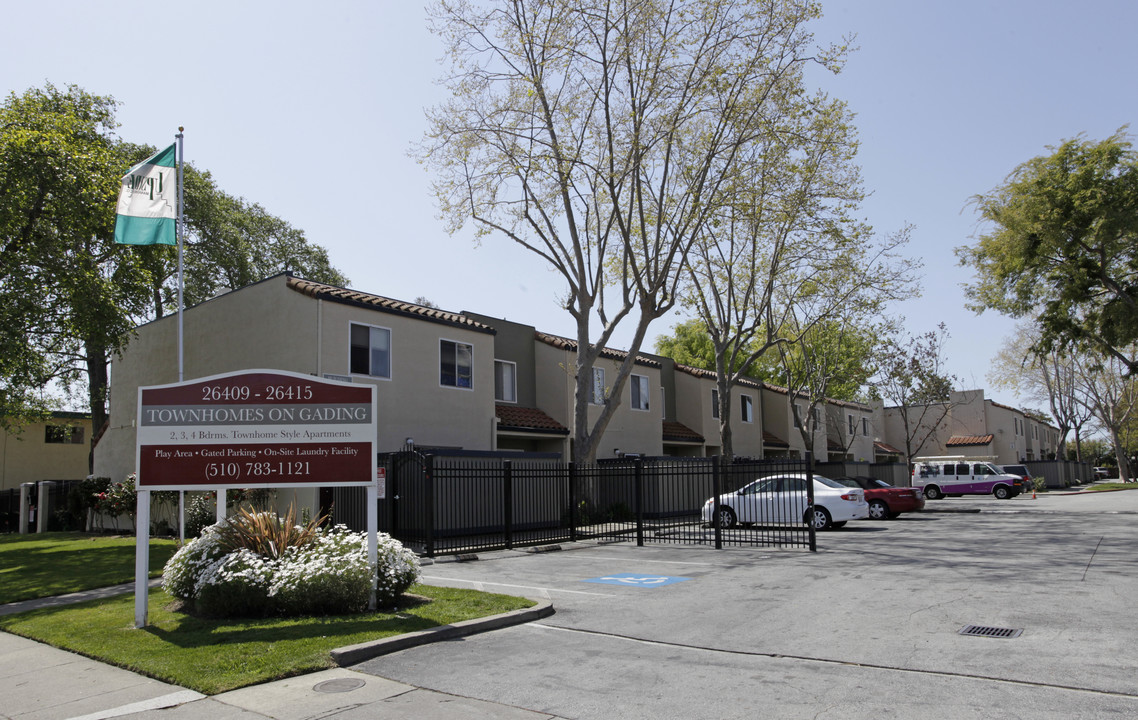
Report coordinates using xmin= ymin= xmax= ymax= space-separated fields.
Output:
xmin=134 ymin=369 xmax=377 ymax=627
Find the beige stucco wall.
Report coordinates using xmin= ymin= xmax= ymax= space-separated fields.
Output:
xmin=533 ymin=342 xmax=663 ymax=458
xmin=0 ymin=416 xmax=93 ymax=491
xmin=94 ymin=275 xmax=498 ymax=485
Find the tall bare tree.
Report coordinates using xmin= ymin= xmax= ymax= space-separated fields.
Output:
xmin=1072 ymin=347 xmax=1138 ymax=481
xmin=872 ymin=324 xmax=958 ymax=466
xmin=422 ymin=0 xmax=848 ymax=461
xmin=988 ymin=324 xmax=1090 ymax=460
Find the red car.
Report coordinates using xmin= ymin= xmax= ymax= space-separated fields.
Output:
xmin=836 ymin=476 xmax=925 ymax=520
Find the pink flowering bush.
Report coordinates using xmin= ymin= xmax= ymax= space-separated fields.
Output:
xmin=92 ymin=473 xmax=138 ymax=530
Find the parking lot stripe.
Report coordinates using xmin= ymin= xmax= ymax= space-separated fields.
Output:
xmin=420 ymin=576 xmax=616 ymax=597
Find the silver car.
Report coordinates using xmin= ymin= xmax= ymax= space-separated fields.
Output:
xmin=702 ymin=473 xmax=869 ymax=530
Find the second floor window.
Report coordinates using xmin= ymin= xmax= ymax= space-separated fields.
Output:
xmin=741 ymin=395 xmax=754 ymax=423
xmin=848 ymin=415 xmax=856 ymax=435
xmin=350 ymin=323 xmax=391 ymax=378
xmin=862 ymin=417 xmax=869 ymax=436
xmin=494 ymin=360 xmax=517 ymax=402
xmin=440 ymin=339 xmax=473 ymax=388
xmin=589 ymin=367 xmax=606 ymax=404
xmin=712 ymin=388 xmax=720 ymax=419
xmin=631 ymin=374 xmax=650 ymax=411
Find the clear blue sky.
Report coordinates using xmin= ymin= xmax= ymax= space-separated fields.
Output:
xmin=5 ymin=0 xmax=1137 ymax=412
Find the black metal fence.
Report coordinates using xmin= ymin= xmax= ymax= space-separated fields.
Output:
xmin=330 ymin=452 xmax=817 ymax=556
xmin=0 ymin=487 xmax=21 ymax=533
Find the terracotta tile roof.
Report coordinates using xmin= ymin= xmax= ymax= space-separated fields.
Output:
xmin=763 ymin=431 xmax=789 ymax=448
xmin=874 ymin=440 xmax=902 ymax=455
xmin=674 ymin=364 xmax=763 ymax=390
xmin=536 ymin=332 xmax=661 ymax=368
xmin=662 ymin=421 xmax=704 ymax=443
xmin=946 ymin=434 xmax=994 ymax=447
xmin=286 ymin=276 xmax=495 ymax=334
xmin=495 ymin=405 xmax=569 ymax=435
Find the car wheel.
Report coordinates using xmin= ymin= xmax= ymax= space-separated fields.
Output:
xmin=924 ymin=485 xmax=942 ymax=500
xmin=716 ymin=505 xmax=737 ymax=528
xmin=805 ymin=506 xmax=832 ymax=531
xmin=868 ymin=499 xmax=889 ymax=520
xmin=994 ymin=485 xmax=1010 ymax=500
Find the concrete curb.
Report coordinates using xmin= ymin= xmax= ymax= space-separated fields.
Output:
xmin=330 ymin=598 xmax=555 ymax=666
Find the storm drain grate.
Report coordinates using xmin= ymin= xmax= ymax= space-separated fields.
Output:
xmin=958 ymin=624 xmax=1023 ymax=639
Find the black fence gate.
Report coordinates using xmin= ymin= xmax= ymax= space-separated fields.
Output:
xmin=329 ymin=452 xmax=817 ymax=556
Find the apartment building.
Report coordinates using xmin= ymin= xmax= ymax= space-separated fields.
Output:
xmin=878 ymin=389 xmax=1062 ymax=464
xmin=92 ymin=275 xmax=1059 ymax=482
xmin=0 ymin=412 xmax=93 ymax=492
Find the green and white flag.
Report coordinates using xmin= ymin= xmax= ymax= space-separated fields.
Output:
xmin=114 ymin=143 xmax=178 ymax=246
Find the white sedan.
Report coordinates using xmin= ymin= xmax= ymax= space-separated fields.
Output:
xmin=702 ymin=473 xmax=869 ymax=530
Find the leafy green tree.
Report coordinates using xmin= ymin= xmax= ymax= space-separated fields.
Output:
xmin=0 ymin=84 xmax=152 ymax=434
xmin=422 ymin=0 xmax=847 ymax=462
xmin=960 ymin=131 xmax=1138 ymax=374
xmin=0 ymin=83 xmax=346 ymax=451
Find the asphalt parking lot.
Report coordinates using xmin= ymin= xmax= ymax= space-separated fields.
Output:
xmin=354 ymin=489 xmax=1138 ymax=719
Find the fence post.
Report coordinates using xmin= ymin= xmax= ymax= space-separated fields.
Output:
xmin=712 ymin=456 xmax=722 ymax=550
xmin=805 ymin=451 xmax=816 ymax=552
xmin=504 ymin=459 xmax=514 ymax=550
xmin=425 ymin=454 xmax=436 ymax=559
xmin=634 ymin=458 xmax=645 ymax=547
xmin=19 ymin=483 xmax=33 ymax=534
xmin=568 ymin=462 xmax=578 ymax=542
xmin=37 ymin=481 xmax=54 ymax=533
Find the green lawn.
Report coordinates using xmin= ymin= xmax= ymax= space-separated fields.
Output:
xmin=0 ymin=584 xmax=534 ymax=694
xmin=0 ymin=532 xmax=179 ymax=604
xmin=1084 ymin=482 xmax=1138 ymax=492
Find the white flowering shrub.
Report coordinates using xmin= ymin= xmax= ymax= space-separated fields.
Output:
xmin=162 ymin=514 xmax=421 ymax=618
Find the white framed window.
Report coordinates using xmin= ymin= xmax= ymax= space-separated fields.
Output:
xmin=631 ymin=374 xmax=650 ymax=411
xmin=848 ymin=414 xmax=856 ymax=435
xmin=810 ymin=407 xmax=819 ymax=431
xmin=712 ymin=388 xmax=720 ymax=419
xmin=792 ymin=404 xmax=802 ymax=428
xmin=741 ymin=395 xmax=754 ymax=423
xmin=440 ymin=339 xmax=473 ymax=389
xmin=589 ymin=367 xmax=606 ymax=405
xmin=349 ymin=323 xmax=391 ymax=379
xmin=494 ymin=360 xmax=517 ymax=403
xmin=862 ymin=417 xmax=869 ymax=436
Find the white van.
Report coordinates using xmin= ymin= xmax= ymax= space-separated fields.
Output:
xmin=911 ymin=457 xmax=1025 ymax=500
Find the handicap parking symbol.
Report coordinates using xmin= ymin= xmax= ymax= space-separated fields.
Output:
xmin=583 ymin=573 xmax=691 ymax=588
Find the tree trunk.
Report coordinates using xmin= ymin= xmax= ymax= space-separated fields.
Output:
xmin=86 ymin=340 xmax=109 ymax=474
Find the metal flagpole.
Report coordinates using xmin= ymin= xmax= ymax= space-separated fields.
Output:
xmin=176 ymin=128 xmax=187 ymax=544
xmin=176 ymin=128 xmax=185 ymax=382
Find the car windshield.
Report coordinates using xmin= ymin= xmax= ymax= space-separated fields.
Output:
xmin=832 ymin=477 xmax=859 ymax=488
xmin=868 ymin=479 xmax=891 ymax=488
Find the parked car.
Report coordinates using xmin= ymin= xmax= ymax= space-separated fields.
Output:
xmin=834 ymin=476 xmax=925 ymax=520
xmin=1001 ymin=465 xmax=1034 ymax=493
xmin=702 ymin=473 xmax=869 ymax=531
xmin=1094 ymin=467 xmax=1112 ymax=480
xmin=911 ymin=458 xmax=1024 ymax=500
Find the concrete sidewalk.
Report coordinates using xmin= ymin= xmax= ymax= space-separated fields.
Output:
xmin=0 ymin=631 xmax=560 ymax=719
